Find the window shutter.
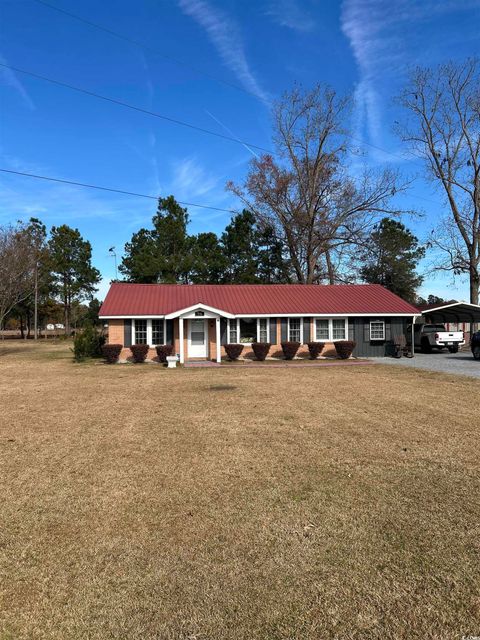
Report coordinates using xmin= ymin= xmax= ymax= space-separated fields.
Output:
xmin=281 ymin=318 xmax=288 ymax=342
xmin=220 ymin=318 xmax=227 ymax=345
xmin=269 ymin=318 xmax=277 ymax=344
xmin=385 ymin=320 xmax=391 ymax=341
xmin=364 ymin=320 xmax=370 ymax=342
xmin=123 ymin=319 xmax=132 ymax=347
xmin=166 ymin=319 xmax=174 ymax=345
xmin=303 ymin=317 xmax=311 ymax=344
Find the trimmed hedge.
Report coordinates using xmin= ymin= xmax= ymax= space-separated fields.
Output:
xmin=307 ymin=341 xmax=325 ymax=359
xmin=130 ymin=343 xmax=149 ymax=363
xmin=281 ymin=341 xmax=301 ymax=360
xmin=225 ymin=343 xmax=244 ymax=361
xmin=156 ymin=344 xmax=174 ymax=363
xmin=252 ymin=342 xmax=271 ymax=361
xmin=334 ymin=340 xmax=356 ymax=359
xmin=101 ymin=343 xmax=122 ymax=364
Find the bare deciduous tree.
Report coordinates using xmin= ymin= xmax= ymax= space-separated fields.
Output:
xmin=228 ymin=85 xmax=406 ymax=284
xmin=0 ymin=223 xmax=38 ymax=335
xmin=397 ymin=59 xmax=480 ymax=303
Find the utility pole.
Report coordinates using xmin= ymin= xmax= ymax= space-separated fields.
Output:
xmin=34 ymin=260 xmax=38 ymax=340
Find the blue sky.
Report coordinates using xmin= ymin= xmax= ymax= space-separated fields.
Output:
xmin=1 ymin=0 xmax=479 ymax=301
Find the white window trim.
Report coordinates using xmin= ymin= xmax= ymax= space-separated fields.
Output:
xmin=287 ymin=317 xmax=303 ymax=343
xmin=369 ymin=320 xmax=385 ymax=341
xmin=257 ymin=318 xmax=270 ymax=343
xmin=132 ymin=318 xmax=167 ymax=346
xmin=314 ymin=317 xmax=348 ymax=342
xmin=227 ymin=318 xmax=270 ymax=344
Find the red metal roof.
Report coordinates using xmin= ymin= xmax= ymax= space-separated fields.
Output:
xmin=99 ymin=283 xmax=420 ymax=316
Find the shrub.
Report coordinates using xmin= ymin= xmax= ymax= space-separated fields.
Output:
xmin=72 ymin=324 xmax=105 ymax=361
xmin=130 ymin=343 xmax=150 ymax=363
xmin=252 ymin=342 xmax=271 ymax=361
xmin=307 ymin=342 xmax=325 ymax=359
xmin=225 ymin=343 xmax=244 ymax=361
xmin=156 ymin=344 xmax=174 ymax=363
xmin=334 ymin=340 xmax=356 ymax=359
xmin=281 ymin=341 xmax=300 ymax=360
xmin=101 ymin=343 xmax=123 ymax=364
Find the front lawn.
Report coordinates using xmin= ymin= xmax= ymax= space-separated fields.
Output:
xmin=0 ymin=340 xmax=479 ymax=639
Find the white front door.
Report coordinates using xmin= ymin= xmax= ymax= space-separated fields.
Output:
xmin=188 ymin=319 xmax=207 ymax=358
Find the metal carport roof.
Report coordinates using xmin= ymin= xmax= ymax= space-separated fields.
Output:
xmin=419 ymin=301 xmax=480 ymax=323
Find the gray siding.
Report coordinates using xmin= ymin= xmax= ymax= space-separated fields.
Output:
xmin=124 ymin=319 xmax=132 ymax=347
xmin=269 ymin=317 xmax=277 ymax=344
xmin=303 ymin=317 xmax=311 ymax=343
xmin=352 ymin=317 xmax=409 ymax=357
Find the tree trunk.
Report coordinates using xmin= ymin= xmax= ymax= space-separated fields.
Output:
xmin=20 ymin=316 xmax=25 ymax=340
xmin=470 ymin=265 xmax=479 ymax=305
xmin=325 ymin=251 xmax=335 ymax=285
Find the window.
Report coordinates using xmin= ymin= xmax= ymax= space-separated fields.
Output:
xmin=370 ymin=320 xmax=385 ymax=341
xmin=332 ymin=319 xmax=346 ymax=340
xmin=258 ymin=318 xmax=269 ymax=342
xmin=229 ymin=319 xmax=238 ymax=343
xmin=288 ymin=317 xmax=302 ymax=342
xmin=240 ymin=318 xmax=256 ymax=343
xmin=134 ymin=319 xmax=147 ymax=344
xmin=315 ymin=319 xmax=329 ymax=340
xmin=228 ymin=318 xmax=270 ymax=343
xmin=152 ymin=319 xmax=164 ymax=345
xmin=314 ymin=318 xmax=348 ymax=341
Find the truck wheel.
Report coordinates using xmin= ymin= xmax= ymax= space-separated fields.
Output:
xmin=421 ymin=338 xmax=432 ymax=353
xmin=447 ymin=345 xmax=459 ymax=354
xmin=473 ymin=346 xmax=480 ymax=361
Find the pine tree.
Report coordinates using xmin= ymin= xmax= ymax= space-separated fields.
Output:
xmin=48 ymin=225 xmax=100 ymax=334
xmin=360 ymin=218 xmax=425 ymax=303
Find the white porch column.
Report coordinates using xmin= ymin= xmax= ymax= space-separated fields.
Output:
xmin=179 ymin=317 xmax=184 ymax=364
xmin=216 ymin=317 xmax=221 ymax=363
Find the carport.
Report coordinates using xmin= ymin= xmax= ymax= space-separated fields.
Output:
xmin=420 ymin=301 xmax=480 ymax=340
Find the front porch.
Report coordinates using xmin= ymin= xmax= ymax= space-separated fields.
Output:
xmin=166 ymin=303 xmax=231 ymax=364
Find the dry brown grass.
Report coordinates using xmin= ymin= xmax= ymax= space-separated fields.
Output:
xmin=0 ymin=340 xmax=479 ymax=640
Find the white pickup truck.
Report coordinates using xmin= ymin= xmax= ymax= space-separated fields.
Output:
xmin=410 ymin=323 xmax=465 ymax=353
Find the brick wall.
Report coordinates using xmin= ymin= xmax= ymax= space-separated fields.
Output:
xmin=108 ymin=317 xmax=339 ymax=361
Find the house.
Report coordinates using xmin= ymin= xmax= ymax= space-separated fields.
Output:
xmin=99 ymin=283 xmax=420 ymax=362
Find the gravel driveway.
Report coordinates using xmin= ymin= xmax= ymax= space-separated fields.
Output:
xmin=378 ymin=351 xmax=480 ymax=379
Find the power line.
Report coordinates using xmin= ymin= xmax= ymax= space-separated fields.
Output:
xmin=0 ymin=63 xmax=273 ymax=154
xmin=32 ymin=0 xmax=260 ymax=100
xmin=27 ymin=2 xmax=423 ymax=166
xmin=0 ymin=168 xmax=240 ymax=214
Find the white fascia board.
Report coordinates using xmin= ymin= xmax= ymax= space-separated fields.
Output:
xmin=421 ymin=301 xmax=480 ymax=313
xmin=99 ymin=315 xmax=165 ymax=319
xmin=165 ymin=303 xmax=235 ymax=319
xmin=233 ymin=312 xmax=420 ymax=318
xmin=100 ymin=312 xmax=421 ymax=320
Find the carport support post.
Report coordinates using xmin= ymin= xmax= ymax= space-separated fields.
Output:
xmin=216 ymin=317 xmax=221 ymax=363
xmin=411 ymin=316 xmax=415 ymax=357
xmin=179 ymin=317 xmax=184 ymax=364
